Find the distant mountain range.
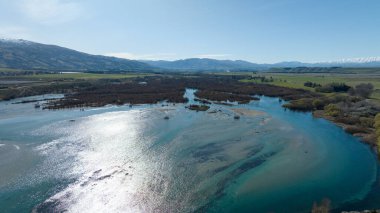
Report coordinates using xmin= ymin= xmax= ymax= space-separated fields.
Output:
xmin=141 ymin=58 xmax=263 ymax=71
xmin=1 ymin=38 xmax=380 ymax=72
xmin=0 ymin=38 xmax=153 ymax=71
xmin=143 ymin=58 xmax=380 ymax=71
xmin=270 ymin=59 xmax=380 ymax=68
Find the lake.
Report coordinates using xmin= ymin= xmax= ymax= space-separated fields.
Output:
xmin=0 ymin=89 xmax=379 ymax=212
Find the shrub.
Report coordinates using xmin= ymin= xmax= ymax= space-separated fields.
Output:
xmin=187 ymin=105 xmax=210 ymax=111
xmin=311 ymin=198 xmax=330 ymax=213
xmin=328 ymin=94 xmax=348 ymax=103
xmin=345 ymin=126 xmax=368 ymax=134
xmin=283 ymin=98 xmax=314 ymax=111
xmin=376 ymin=115 xmax=380 ymax=132
xmin=351 ymin=83 xmax=374 ymax=98
xmin=374 ymin=113 xmax=380 ymax=156
xmin=324 ymin=104 xmax=340 ymax=117
xmin=360 ymin=117 xmax=374 ymax=128
xmin=348 ymin=88 xmax=356 ymax=96
xmin=304 ymin=81 xmax=321 ymax=88
xmin=316 ymin=83 xmax=351 ymax=93
xmin=312 ymin=99 xmax=325 ymax=110
xmin=376 ymin=128 xmax=380 ymax=137
xmin=335 ymin=115 xmax=360 ymax=125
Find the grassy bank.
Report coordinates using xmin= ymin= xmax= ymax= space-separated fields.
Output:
xmin=1 ymin=71 xmax=379 ymax=152
xmin=22 ymin=72 xmax=154 ymax=80
xmin=214 ymin=70 xmax=380 ymax=148
xmin=238 ymin=73 xmax=380 ymax=148
xmin=0 ymin=71 xmax=156 ymax=100
xmin=375 ymin=114 xmax=380 ymax=155
xmin=240 ymin=73 xmax=380 ymax=100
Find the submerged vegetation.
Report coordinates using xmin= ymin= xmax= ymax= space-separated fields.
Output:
xmin=311 ymin=198 xmax=331 ymax=213
xmin=315 ymin=82 xmax=351 ymax=93
xmin=375 ymin=114 xmax=380 ymax=156
xmin=1 ymin=70 xmax=380 ymax=150
xmin=187 ymin=104 xmax=210 ymax=111
xmin=240 ymin=71 xmax=380 ymax=100
xmin=44 ymin=78 xmax=188 ymax=109
xmin=284 ymin=93 xmax=379 ymax=144
xmin=1 ymin=69 xmax=380 ymax=212
xmin=349 ymin=83 xmax=375 ymax=98
xmin=304 ymin=81 xmax=321 ymax=88
xmin=0 ymin=73 xmax=317 ymax=106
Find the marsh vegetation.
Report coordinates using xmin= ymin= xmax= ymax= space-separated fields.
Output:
xmin=1 ymin=70 xmax=380 ymax=152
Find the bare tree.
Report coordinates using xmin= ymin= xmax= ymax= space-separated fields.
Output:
xmin=351 ymin=83 xmax=374 ymax=98
xmin=311 ymin=198 xmax=331 ymax=213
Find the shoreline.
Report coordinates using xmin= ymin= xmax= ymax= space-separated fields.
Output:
xmin=1 ymin=73 xmax=378 ymax=159
xmin=2 ymin=91 xmax=377 ymax=151
xmin=230 ymin=108 xmax=266 ymax=117
xmin=2 ymin=89 xmax=380 ymax=212
xmin=313 ymin=110 xmax=378 ymax=151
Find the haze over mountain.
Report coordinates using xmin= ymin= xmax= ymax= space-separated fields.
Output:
xmin=272 ymin=58 xmax=380 ymax=68
xmin=143 ymin=58 xmax=380 ymax=71
xmin=0 ymin=38 xmax=152 ymax=71
xmin=1 ymin=38 xmax=380 ymax=72
xmin=141 ymin=58 xmax=264 ymax=71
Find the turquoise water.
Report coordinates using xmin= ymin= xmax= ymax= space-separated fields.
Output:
xmin=0 ymin=90 xmax=379 ymax=212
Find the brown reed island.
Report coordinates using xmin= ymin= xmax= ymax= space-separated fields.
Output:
xmin=1 ymin=73 xmax=379 ymax=152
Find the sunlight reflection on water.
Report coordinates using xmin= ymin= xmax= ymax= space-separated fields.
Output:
xmin=0 ymin=91 xmax=378 ymax=213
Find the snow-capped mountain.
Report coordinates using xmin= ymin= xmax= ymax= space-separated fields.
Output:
xmin=0 ymin=37 xmax=33 ymax=44
xmin=325 ymin=57 xmax=380 ymax=64
xmin=0 ymin=38 xmax=153 ymax=71
xmin=311 ymin=57 xmax=380 ymax=67
xmin=1 ymin=38 xmax=380 ymax=71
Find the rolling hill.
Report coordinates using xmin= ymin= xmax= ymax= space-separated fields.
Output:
xmin=0 ymin=39 xmax=153 ymax=71
xmin=1 ymin=38 xmax=379 ymax=72
xmin=142 ymin=58 xmax=263 ymax=71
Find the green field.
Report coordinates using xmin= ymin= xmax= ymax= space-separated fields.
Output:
xmin=22 ymin=72 xmax=380 ymax=100
xmin=18 ymin=72 xmax=154 ymax=80
xmin=240 ymin=73 xmax=380 ymax=100
xmin=2 ymin=70 xmax=380 ymax=100
xmin=0 ymin=68 xmax=19 ymax=72
xmin=0 ymin=68 xmax=155 ymax=80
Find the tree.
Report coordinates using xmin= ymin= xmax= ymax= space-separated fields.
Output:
xmin=316 ymin=83 xmax=350 ymax=93
xmin=304 ymin=81 xmax=321 ymax=88
xmin=311 ymin=198 xmax=331 ymax=213
xmin=374 ymin=113 xmax=380 ymax=156
xmin=324 ymin=104 xmax=340 ymax=117
xmin=353 ymin=83 xmax=374 ymax=98
xmin=312 ymin=99 xmax=325 ymax=110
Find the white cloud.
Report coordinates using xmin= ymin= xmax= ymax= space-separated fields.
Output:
xmin=324 ymin=57 xmax=380 ymax=64
xmin=19 ymin=0 xmax=83 ymax=25
xmin=105 ymin=52 xmax=178 ymax=61
xmin=195 ymin=54 xmax=231 ymax=59
xmin=0 ymin=26 xmax=31 ymax=39
xmin=106 ymin=52 xmax=233 ymax=61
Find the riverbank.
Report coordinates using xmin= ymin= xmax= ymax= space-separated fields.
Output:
xmin=313 ymin=110 xmax=377 ymax=147
xmin=284 ymin=95 xmax=379 ymax=152
xmin=230 ymin=108 xmax=265 ymax=117
xmin=1 ymin=89 xmax=379 ymax=212
xmin=1 ymin=73 xmax=379 ymax=155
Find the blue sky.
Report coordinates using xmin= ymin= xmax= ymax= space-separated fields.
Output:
xmin=0 ymin=0 xmax=379 ymax=63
